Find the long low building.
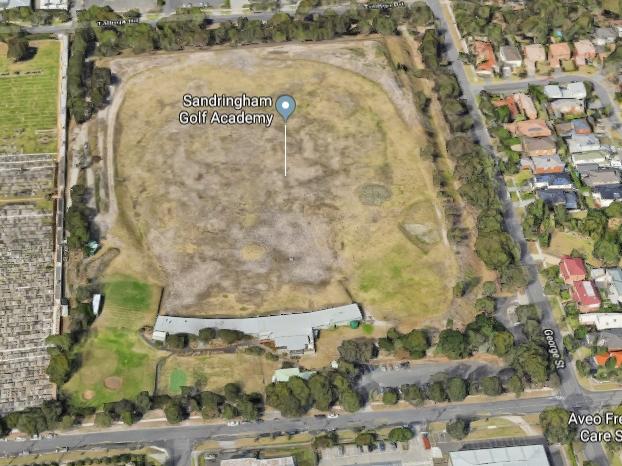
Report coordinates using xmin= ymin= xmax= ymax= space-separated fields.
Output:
xmin=580 ymin=312 xmax=622 ymax=330
xmin=449 ymin=445 xmax=550 ymax=466
xmin=153 ymin=304 xmax=363 ymax=353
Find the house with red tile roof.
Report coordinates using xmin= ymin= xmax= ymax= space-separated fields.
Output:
xmin=549 ymin=42 xmax=571 ymax=68
xmin=560 ymin=255 xmax=587 ymax=284
xmin=523 ymin=44 xmax=546 ymax=75
xmin=473 ymin=41 xmax=497 ymax=77
xmin=571 ymin=280 xmax=601 ymax=312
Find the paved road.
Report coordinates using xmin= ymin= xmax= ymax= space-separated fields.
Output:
xmin=0 ymin=395 xmax=595 ymax=458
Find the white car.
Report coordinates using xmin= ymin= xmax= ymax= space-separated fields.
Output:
xmin=227 ymin=420 xmax=240 ymax=427
xmin=327 ymin=412 xmax=339 ymax=419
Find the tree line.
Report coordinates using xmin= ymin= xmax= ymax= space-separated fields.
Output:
xmin=64 ymin=4 xmax=435 ymax=124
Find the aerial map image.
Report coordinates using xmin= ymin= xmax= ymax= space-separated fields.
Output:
xmin=8 ymin=0 xmax=622 ymax=465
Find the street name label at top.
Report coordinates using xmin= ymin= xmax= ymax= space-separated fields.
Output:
xmin=179 ymin=93 xmax=275 ymax=127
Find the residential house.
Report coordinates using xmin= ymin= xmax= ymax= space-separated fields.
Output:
xmin=580 ymin=312 xmax=622 ymax=329
xmin=499 ymin=45 xmax=522 ymax=76
xmin=548 ymin=42 xmax=571 ymax=68
xmin=571 ymin=151 xmax=609 ymax=166
xmin=580 ymin=168 xmax=620 ymax=188
xmin=594 ymin=27 xmax=618 ymax=46
xmin=492 ymin=97 xmax=519 ymax=119
xmin=567 ymin=134 xmax=601 ymax=153
xmin=537 ymin=189 xmax=578 ymax=209
xmin=575 ymin=162 xmax=601 ymax=176
xmin=473 ymin=41 xmax=497 ymax=77
xmin=523 ymin=44 xmax=546 ymax=75
xmin=532 ymin=173 xmax=573 ymax=190
xmin=571 ymin=280 xmax=601 ymax=312
xmin=505 ymin=119 xmax=551 ymax=137
xmin=522 ymin=136 xmax=557 ymax=157
xmin=594 ymin=351 xmax=622 ymax=368
xmin=593 ymin=329 xmax=622 ymax=350
xmin=559 ymin=255 xmax=587 ymax=285
xmin=555 ymin=118 xmax=591 ymax=137
xmin=592 ymin=183 xmax=622 ymax=207
xmin=550 ymin=99 xmax=584 ymax=117
xmin=531 ymin=155 xmax=565 ymax=174
xmin=513 ymin=93 xmax=538 ymax=120
xmin=592 ymin=268 xmax=622 ymax=304
xmin=543 ymin=82 xmax=587 ymax=100
xmin=574 ymin=39 xmax=597 ymax=66
xmin=572 ymin=118 xmax=592 ymax=134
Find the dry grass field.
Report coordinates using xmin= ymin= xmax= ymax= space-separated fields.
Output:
xmin=100 ymin=40 xmax=458 ymax=331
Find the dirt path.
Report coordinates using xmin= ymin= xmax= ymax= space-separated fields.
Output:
xmin=396 ymin=27 xmax=450 ymax=248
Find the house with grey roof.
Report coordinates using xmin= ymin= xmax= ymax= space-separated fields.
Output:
xmin=532 ymin=173 xmax=573 ymax=190
xmin=592 ymin=267 xmax=622 ymax=304
xmin=581 ymin=168 xmax=620 ymax=187
xmin=593 ymin=183 xmax=622 ymax=207
xmin=571 ymin=150 xmax=609 ymax=166
xmin=567 ymin=134 xmax=600 ymax=153
xmin=594 ymin=27 xmax=618 ymax=46
xmin=153 ymin=304 xmax=363 ymax=353
xmin=593 ymin=329 xmax=622 ymax=350
xmin=537 ymin=189 xmax=578 ymax=210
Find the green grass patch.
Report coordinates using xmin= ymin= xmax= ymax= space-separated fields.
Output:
xmin=169 ymin=368 xmax=187 ymax=393
xmin=63 ymin=327 xmax=163 ymax=407
xmin=361 ymin=323 xmax=374 ymax=335
xmin=104 ymin=276 xmax=153 ymax=312
xmin=0 ymin=40 xmax=59 ymax=154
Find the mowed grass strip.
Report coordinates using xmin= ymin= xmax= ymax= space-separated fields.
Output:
xmin=0 ymin=40 xmax=59 ymax=154
xmin=98 ymin=274 xmax=161 ymax=330
xmin=159 ymin=353 xmax=280 ymax=395
xmin=63 ymin=327 xmax=164 ymax=407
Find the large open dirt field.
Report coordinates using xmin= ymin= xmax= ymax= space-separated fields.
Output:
xmin=100 ymin=40 xmax=458 ymax=328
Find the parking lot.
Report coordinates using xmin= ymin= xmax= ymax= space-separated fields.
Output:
xmin=318 ymin=435 xmax=436 ymax=466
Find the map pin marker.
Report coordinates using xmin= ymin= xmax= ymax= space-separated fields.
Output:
xmin=276 ymin=95 xmax=296 ymax=122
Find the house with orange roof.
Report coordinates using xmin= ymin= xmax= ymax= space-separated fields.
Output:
xmin=548 ymin=42 xmax=571 ymax=69
xmin=595 ymin=351 xmax=622 ymax=368
xmin=473 ymin=41 xmax=497 ymax=77
xmin=574 ymin=40 xmax=596 ymax=67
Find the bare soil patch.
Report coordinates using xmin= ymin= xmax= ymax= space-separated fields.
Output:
xmin=100 ymin=40 xmax=458 ymax=328
xmin=103 ymin=376 xmax=123 ymax=390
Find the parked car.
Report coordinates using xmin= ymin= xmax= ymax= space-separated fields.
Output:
xmin=226 ymin=421 xmax=240 ymax=427
xmin=327 ymin=412 xmax=339 ymax=419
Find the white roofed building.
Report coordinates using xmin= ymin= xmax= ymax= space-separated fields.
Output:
xmin=153 ymin=304 xmax=363 ymax=353
xmin=220 ymin=457 xmax=295 ymax=466
xmin=580 ymin=312 xmax=622 ymax=330
xmin=449 ymin=445 xmax=550 ymax=466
